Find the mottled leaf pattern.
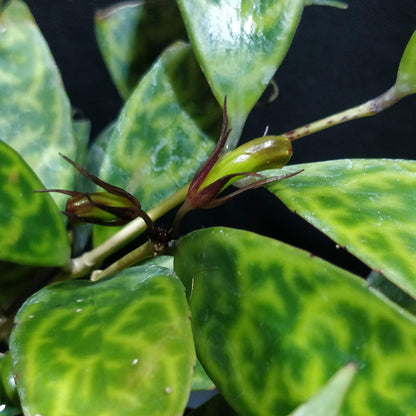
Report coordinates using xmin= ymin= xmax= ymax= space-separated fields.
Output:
xmin=177 ymin=0 xmax=304 ymax=148
xmin=94 ymin=42 xmax=221 ymax=245
xmin=174 ymin=227 xmax=416 ymax=416
xmin=0 ymin=0 xmax=76 ymax=209
xmin=10 ymin=265 xmax=195 ymax=416
xmin=266 ymin=159 xmax=416 ymax=298
xmin=0 ymin=140 xmax=70 ymax=266
xmin=95 ymin=1 xmax=186 ymax=99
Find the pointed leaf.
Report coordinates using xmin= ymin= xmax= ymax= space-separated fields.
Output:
xmin=289 ymin=363 xmax=356 ymax=416
xmin=174 ymin=227 xmax=416 ymax=416
xmin=266 ymin=159 xmax=416 ymax=298
xmin=95 ymin=1 xmax=186 ymax=99
xmin=10 ymin=265 xmax=195 ymax=416
xmin=94 ymin=42 xmax=221 ymax=245
xmin=177 ymin=0 xmax=304 ymax=148
xmin=0 ymin=0 xmax=76 ymax=209
xmin=0 ymin=140 xmax=70 ymax=266
xmin=395 ymin=31 xmax=416 ymax=97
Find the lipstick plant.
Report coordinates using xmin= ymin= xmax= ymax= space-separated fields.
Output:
xmin=1 ymin=1 xmax=416 ymax=415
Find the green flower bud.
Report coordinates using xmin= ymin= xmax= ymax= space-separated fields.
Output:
xmin=201 ymin=135 xmax=292 ymax=189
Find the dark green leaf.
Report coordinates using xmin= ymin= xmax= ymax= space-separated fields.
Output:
xmin=174 ymin=227 xmax=416 ymax=416
xmin=95 ymin=1 xmax=187 ymax=99
xmin=10 ymin=264 xmax=195 ymax=416
xmin=266 ymin=159 xmax=416 ymax=299
xmin=177 ymin=0 xmax=304 ymax=147
xmin=0 ymin=0 xmax=76 ymax=210
xmin=94 ymin=42 xmax=221 ymax=245
xmin=0 ymin=140 xmax=70 ymax=266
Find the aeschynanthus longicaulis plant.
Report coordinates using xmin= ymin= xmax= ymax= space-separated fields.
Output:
xmin=171 ymin=98 xmax=303 ymax=235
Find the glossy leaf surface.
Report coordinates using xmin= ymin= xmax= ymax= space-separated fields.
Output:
xmin=395 ymin=31 xmax=416 ymax=97
xmin=95 ymin=1 xmax=186 ymax=99
xmin=266 ymin=159 xmax=416 ymax=298
xmin=174 ymin=227 xmax=416 ymax=416
xmin=94 ymin=42 xmax=221 ymax=245
xmin=0 ymin=0 xmax=76 ymax=209
xmin=10 ymin=265 xmax=195 ymax=416
xmin=0 ymin=141 xmax=70 ymax=266
xmin=177 ymin=0 xmax=304 ymax=148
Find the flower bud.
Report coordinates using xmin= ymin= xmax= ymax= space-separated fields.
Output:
xmin=63 ymin=192 xmax=141 ymax=226
xmin=201 ymin=135 xmax=292 ymax=189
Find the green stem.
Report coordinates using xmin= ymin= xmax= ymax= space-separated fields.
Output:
xmin=67 ymin=185 xmax=189 ymax=279
xmin=283 ymin=86 xmax=401 ymax=141
xmin=91 ymin=240 xmax=154 ymax=281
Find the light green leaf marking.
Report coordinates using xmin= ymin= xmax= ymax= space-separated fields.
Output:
xmin=0 ymin=0 xmax=76 ymax=209
xmin=289 ymin=363 xmax=356 ymax=416
xmin=0 ymin=140 xmax=70 ymax=266
xmin=10 ymin=265 xmax=195 ymax=416
xmin=395 ymin=31 xmax=416 ymax=97
xmin=95 ymin=1 xmax=186 ymax=100
xmin=94 ymin=42 xmax=221 ymax=245
xmin=266 ymin=159 xmax=416 ymax=298
xmin=177 ymin=0 xmax=304 ymax=148
xmin=174 ymin=227 xmax=416 ymax=416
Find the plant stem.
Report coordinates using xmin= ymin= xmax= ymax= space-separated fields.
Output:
xmin=67 ymin=185 xmax=189 ymax=279
xmin=283 ymin=86 xmax=401 ymax=141
xmin=91 ymin=240 xmax=154 ymax=281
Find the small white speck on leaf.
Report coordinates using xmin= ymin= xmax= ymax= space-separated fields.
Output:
xmin=132 ymin=359 xmax=138 ymax=365
xmin=76 ymin=309 xmax=82 ymax=313
xmin=165 ymin=387 xmax=173 ymax=394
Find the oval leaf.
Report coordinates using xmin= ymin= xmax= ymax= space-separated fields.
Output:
xmin=177 ymin=0 xmax=304 ymax=147
xmin=95 ymin=1 xmax=186 ymax=99
xmin=0 ymin=140 xmax=70 ymax=266
xmin=9 ymin=265 xmax=195 ymax=416
xmin=94 ymin=41 xmax=221 ymax=245
xmin=266 ymin=159 xmax=416 ymax=299
xmin=174 ymin=227 xmax=416 ymax=416
xmin=0 ymin=0 xmax=76 ymax=209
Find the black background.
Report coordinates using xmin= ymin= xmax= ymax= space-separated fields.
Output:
xmin=24 ymin=0 xmax=416 ymax=276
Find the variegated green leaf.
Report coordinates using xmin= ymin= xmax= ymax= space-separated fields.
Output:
xmin=0 ymin=140 xmax=70 ymax=266
xmin=95 ymin=1 xmax=186 ymax=100
xmin=174 ymin=227 xmax=416 ymax=416
xmin=266 ymin=159 xmax=416 ymax=299
xmin=395 ymin=31 xmax=416 ymax=97
xmin=177 ymin=0 xmax=304 ymax=148
xmin=10 ymin=265 xmax=195 ymax=416
xmin=94 ymin=41 xmax=221 ymax=245
xmin=289 ymin=363 xmax=356 ymax=416
xmin=0 ymin=0 xmax=76 ymax=210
